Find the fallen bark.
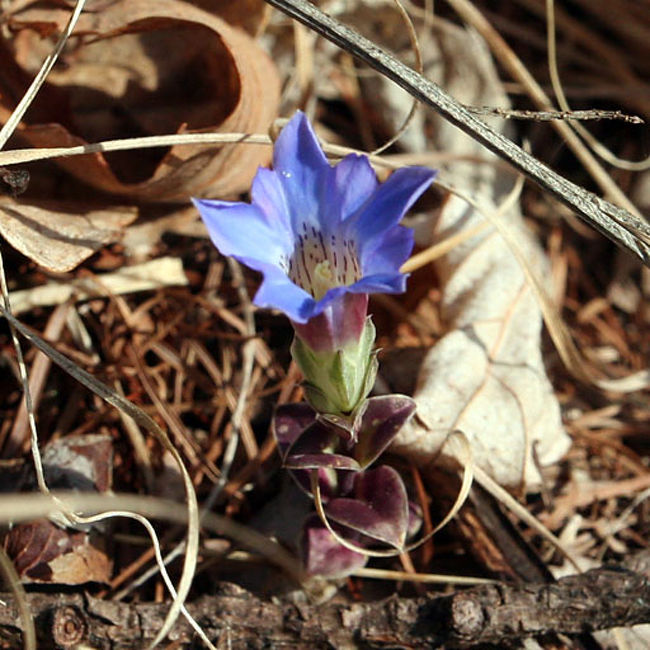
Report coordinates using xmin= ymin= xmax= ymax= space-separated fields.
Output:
xmin=0 ymin=551 xmax=648 ymax=648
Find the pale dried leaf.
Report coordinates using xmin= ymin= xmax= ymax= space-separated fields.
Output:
xmin=42 ymin=433 xmax=113 ymax=493
xmin=0 ymin=199 xmax=136 ymax=272
xmin=392 ymin=23 xmax=571 ymax=488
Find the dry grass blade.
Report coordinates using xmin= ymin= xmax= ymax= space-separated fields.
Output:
xmin=474 ymin=466 xmax=583 ymax=572
xmin=0 ymin=250 xmax=49 ymax=496
xmin=353 ymin=566 xmax=495 ymax=585
xmin=369 ymin=0 xmax=421 ymax=155
xmin=0 ymin=492 xmax=302 ymax=581
xmin=0 ymin=133 xmax=272 ymax=166
xmin=74 ymin=509 xmax=216 ymax=650
xmin=8 ymin=257 xmax=187 ymax=315
xmin=3 ymin=303 xmax=70 ymax=457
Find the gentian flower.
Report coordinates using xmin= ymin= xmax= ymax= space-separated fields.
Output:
xmin=194 ymin=112 xmax=435 ymax=414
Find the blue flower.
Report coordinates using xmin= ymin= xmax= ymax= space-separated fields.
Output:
xmin=193 ymin=112 xmax=435 ymax=347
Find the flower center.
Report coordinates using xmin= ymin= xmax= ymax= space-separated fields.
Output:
xmin=286 ymin=225 xmax=360 ymax=301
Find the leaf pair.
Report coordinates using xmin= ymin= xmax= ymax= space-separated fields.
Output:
xmin=273 ymin=395 xmax=420 ymax=576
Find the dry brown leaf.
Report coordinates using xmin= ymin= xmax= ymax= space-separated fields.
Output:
xmin=388 ymin=23 xmax=571 ymax=488
xmin=0 ymin=198 xmax=136 ymax=272
xmin=2 ymin=434 xmax=113 ymax=584
xmin=3 ymin=520 xmax=111 ymax=584
xmin=4 ymin=0 xmax=280 ymax=201
xmin=34 ymin=0 xmax=270 ymax=33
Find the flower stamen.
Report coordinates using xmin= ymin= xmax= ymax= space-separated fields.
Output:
xmin=289 ymin=230 xmax=361 ymax=300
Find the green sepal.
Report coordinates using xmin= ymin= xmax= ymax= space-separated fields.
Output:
xmin=292 ymin=319 xmax=377 ymax=415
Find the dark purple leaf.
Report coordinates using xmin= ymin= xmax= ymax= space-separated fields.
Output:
xmin=288 ymin=466 xmax=338 ymax=501
xmin=353 ymin=395 xmax=416 ymax=468
xmin=318 ymin=410 xmax=360 ymax=444
xmin=301 ymin=515 xmax=367 ymax=578
xmin=272 ymin=403 xmax=317 ymax=458
xmin=284 ymin=419 xmax=340 ymax=462
xmin=325 ymin=466 xmax=409 ymax=548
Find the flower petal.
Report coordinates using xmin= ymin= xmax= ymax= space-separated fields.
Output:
xmin=272 ymin=112 xmax=330 ymax=232
xmin=347 ymin=273 xmax=408 ymax=296
xmin=331 ymin=153 xmax=379 ymax=221
xmin=292 ymin=292 xmax=368 ymax=352
xmin=347 ymin=166 xmax=435 ymax=246
xmin=193 ymin=198 xmax=290 ymax=266
xmin=252 ymin=262 xmax=316 ymax=323
xmin=360 ymin=224 xmax=414 ymax=277
xmin=250 ymin=167 xmax=292 ymax=237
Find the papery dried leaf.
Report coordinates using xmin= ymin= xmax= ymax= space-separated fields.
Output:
xmin=0 ymin=199 xmax=136 ymax=272
xmin=301 ymin=514 xmax=367 ymax=578
xmin=4 ymin=0 xmax=280 ymax=201
xmin=325 ymin=466 xmax=409 ymax=549
xmin=390 ymin=22 xmax=571 ymax=488
xmin=3 ymin=520 xmax=111 ymax=584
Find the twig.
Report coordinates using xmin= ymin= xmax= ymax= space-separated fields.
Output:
xmin=466 ymin=106 xmax=644 ymax=123
xmin=263 ymin=0 xmax=650 ymax=265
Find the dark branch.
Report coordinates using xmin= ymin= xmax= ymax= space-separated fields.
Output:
xmin=1 ymin=553 xmax=649 ymax=647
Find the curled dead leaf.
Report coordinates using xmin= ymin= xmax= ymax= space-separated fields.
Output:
xmin=4 ymin=0 xmax=280 ymax=201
